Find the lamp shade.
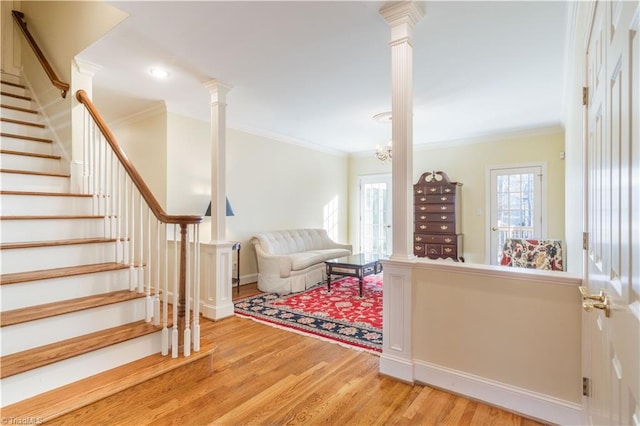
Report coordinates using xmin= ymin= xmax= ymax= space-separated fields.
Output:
xmin=205 ymin=197 xmax=235 ymax=217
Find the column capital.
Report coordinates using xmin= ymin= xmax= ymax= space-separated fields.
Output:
xmin=204 ymin=79 xmax=233 ymax=104
xmin=380 ymin=1 xmax=425 ymax=41
xmin=74 ymin=57 xmax=103 ymax=77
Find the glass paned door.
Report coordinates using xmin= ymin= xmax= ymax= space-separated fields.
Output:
xmin=360 ymin=175 xmax=392 ymax=255
xmin=489 ymin=166 xmax=543 ymax=264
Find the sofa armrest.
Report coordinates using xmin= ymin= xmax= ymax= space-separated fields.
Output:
xmin=254 ymin=245 xmax=293 ymax=278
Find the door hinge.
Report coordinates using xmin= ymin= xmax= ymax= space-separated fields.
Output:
xmin=582 ymin=87 xmax=589 ymax=106
xmin=583 ymin=377 xmax=590 ymax=396
xmin=583 ymin=232 xmax=589 ymax=250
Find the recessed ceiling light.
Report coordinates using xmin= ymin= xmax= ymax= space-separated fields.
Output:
xmin=149 ymin=67 xmax=170 ymax=79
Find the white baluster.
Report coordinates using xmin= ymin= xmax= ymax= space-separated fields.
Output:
xmin=138 ymin=193 xmax=144 ymax=293
xmin=161 ymin=223 xmax=169 ymax=356
xmin=193 ymin=223 xmax=200 ymax=352
xmin=129 ymin=181 xmax=136 ymax=291
xmin=83 ymin=110 xmax=89 ymax=194
xmin=145 ymin=207 xmax=152 ymax=322
xmin=171 ymin=226 xmax=179 ymax=358
xmin=154 ymin=218 xmax=161 ymax=326
xmin=116 ymin=165 xmax=123 ymax=263
xmin=184 ymin=225 xmax=191 ymax=357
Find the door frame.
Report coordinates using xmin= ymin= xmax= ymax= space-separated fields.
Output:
xmin=484 ymin=161 xmax=547 ymax=265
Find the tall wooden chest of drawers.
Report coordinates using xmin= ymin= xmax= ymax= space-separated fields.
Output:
xmin=413 ymin=171 xmax=464 ymax=261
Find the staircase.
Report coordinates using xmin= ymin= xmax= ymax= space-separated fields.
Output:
xmin=0 ymin=74 xmax=198 ymax=414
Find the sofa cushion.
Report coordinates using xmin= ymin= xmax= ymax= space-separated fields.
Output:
xmin=289 ymin=248 xmax=350 ymax=271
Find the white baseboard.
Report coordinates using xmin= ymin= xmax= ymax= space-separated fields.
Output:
xmin=239 ymin=273 xmax=258 ymax=286
xmin=413 ymin=360 xmax=582 ymax=425
xmin=379 ymin=353 xmax=414 ymax=383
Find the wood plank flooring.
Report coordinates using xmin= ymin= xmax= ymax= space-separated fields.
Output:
xmin=47 ymin=283 xmax=545 ymax=426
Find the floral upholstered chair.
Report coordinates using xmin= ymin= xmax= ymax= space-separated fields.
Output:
xmin=499 ymin=238 xmax=564 ymax=271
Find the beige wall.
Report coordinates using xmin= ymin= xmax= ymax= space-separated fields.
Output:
xmin=349 ymin=129 xmax=566 ymax=265
xmin=226 ymin=129 xmax=349 ymax=280
xmin=109 ymin=106 xmax=168 ymax=209
xmin=411 ymin=261 xmax=582 ymax=404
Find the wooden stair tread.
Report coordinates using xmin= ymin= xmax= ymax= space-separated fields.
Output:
xmin=0 ymin=261 xmax=129 ymax=285
xmin=1 ymin=81 xmax=27 ymax=89
xmin=1 ymin=339 xmax=216 ymax=422
xmin=0 ymin=168 xmax=69 ymax=177
xmin=1 ymin=149 xmax=60 ymax=159
xmin=0 ymin=117 xmax=45 ymax=128
xmin=1 ymin=237 xmax=118 ymax=250
xmin=1 ymin=289 xmax=147 ymax=327
xmin=0 ymin=190 xmax=92 ymax=197
xmin=0 ymin=103 xmax=38 ymax=114
xmin=0 ymin=320 xmax=163 ymax=379
xmin=0 ymin=91 xmax=31 ymax=101
xmin=0 ymin=132 xmax=52 ymax=143
xmin=0 ymin=215 xmax=104 ymax=220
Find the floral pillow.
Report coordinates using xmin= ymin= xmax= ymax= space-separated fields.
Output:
xmin=499 ymin=239 xmax=563 ymax=271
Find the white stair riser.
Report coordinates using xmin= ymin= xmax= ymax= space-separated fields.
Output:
xmin=0 ymin=108 xmax=39 ymax=122
xmin=0 ymin=152 xmax=61 ymax=174
xmin=0 ymin=194 xmax=94 ymax=216
xmin=0 ymin=217 xmax=107 ymax=243
xmin=0 ymin=121 xmax=45 ymax=138
xmin=0 ymin=94 xmax=32 ymax=110
xmin=1 ymin=267 xmax=131 ymax=311
xmin=0 ymin=172 xmax=69 ymax=192
xmin=1 ymin=74 xmax=23 ymax=86
xmin=1 ymin=241 xmax=119 ymax=274
xmin=0 ymin=137 xmax=53 ymax=155
xmin=0 ymin=331 xmax=162 ymax=407
xmin=0 ymin=83 xmax=28 ymax=98
xmin=2 ymin=297 xmax=147 ymax=355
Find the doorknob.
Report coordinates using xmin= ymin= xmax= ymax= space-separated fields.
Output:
xmin=491 ymin=226 xmax=498 ymax=231
xmin=579 ymin=286 xmax=610 ymax=317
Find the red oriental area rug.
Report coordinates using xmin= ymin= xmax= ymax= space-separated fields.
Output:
xmin=234 ymin=274 xmax=382 ymax=353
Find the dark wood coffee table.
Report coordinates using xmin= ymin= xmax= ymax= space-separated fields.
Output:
xmin=325 ymin=253 xmax=383 ymax=297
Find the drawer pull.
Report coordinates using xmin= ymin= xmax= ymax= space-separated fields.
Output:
xmin=444 ymin=188 xmax=452 ymax=193
xmin=416 ymin=189 xmax=423 ymax=194
xmin=420 ymin=215 xmax=427 ymax=220
xmin=429 ymin=248 xmax=439 ymax=254
xmin=420 ymin=206 xmax=427 ymax=211
xmin=416 ymin=236 xmax=423 ymax=242
xmin=420 ymin=225 xmax=427 ymax=230
xmin=440 ymin=215 xmax=448 ymax=220
xmin=429 ymin=188 xmax=437 ymax=192
xmin=440 ymin=196 xmax=447 ymax=201
xmin=444 ymin=238 xmax=453 ymax=243
xmin=444 ymin=248 xmax=453 ymax=253
xmin=440 ymin=206 xmax=448 ymax=210
xmin=415 ymin=245 xmax=423 ymax=251
xmin=420 ymin=197 xmax=427 ymax=202
xmin=440 ymin=225 xmax=449 ymax=230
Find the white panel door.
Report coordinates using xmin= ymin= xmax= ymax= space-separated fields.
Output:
xmin=488 ymin=165 xmax=543 ymax=265
xmin=359 ymin=174 xmax=392 ymax=255
xmin=583 ymin=2 xmax=639 ymax=425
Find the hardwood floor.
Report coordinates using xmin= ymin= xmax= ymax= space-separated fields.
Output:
xmin=50 ymin=283 xmax=545 ymax=425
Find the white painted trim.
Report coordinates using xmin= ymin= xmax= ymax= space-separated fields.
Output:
xmin=357 ymin=173 xmax=392 ymax=255
xmin=107 ymin=101 xmax=166 ymax=128
xmin=413 ymin=360 xmax=582 ymax=426
xmin=349 ymin=124 xmax=564 ymax=158
xmin=411 ymin=257 xmax=582 ymax=287
xmin=231 ymin=125 xmax=348 ymax=157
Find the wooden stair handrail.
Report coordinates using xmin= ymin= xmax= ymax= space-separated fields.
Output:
xmin=75 ymin=90 xmax=202 ymax=226
xmin=11 ymin=11 xmax=70 ymax=99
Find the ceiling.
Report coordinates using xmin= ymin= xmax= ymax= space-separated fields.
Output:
xmin=78 ymin=1 xmax=568 ymax=155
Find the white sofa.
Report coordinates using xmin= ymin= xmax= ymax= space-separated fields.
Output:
xmin=250 ymin=229 xmax=352 ymax=294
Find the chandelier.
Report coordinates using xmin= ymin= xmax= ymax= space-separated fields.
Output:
xmin=375 ymin=141 xmax=392 ymax=163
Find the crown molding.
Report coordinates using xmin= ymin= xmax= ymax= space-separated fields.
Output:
xmin=231 ymin=125 xmax=348 ymax=157
xmin=74 ymin=57 xmax=103 ymax=76
xmin=107 ymin=101 xmax=167 ymax=128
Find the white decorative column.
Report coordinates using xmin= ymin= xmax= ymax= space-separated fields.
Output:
xmin=70 ymin=58 xmax=102 ymax=193
xmin=200 ymin=79 xmax=235 ymax=320
xmin=379 ymin=0 xmax=424 ymax=383
xmin=204 ymin=79 xmax=232 ymax=241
